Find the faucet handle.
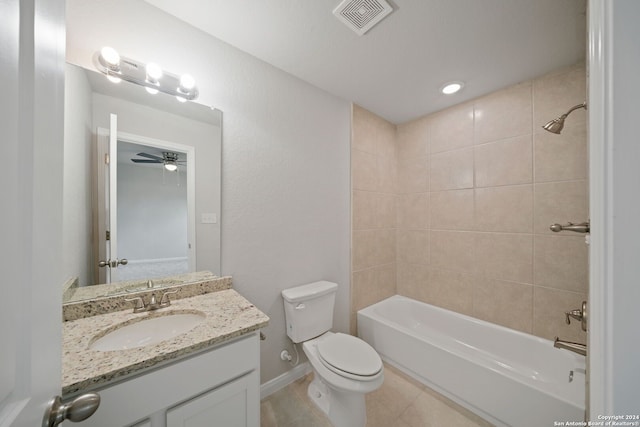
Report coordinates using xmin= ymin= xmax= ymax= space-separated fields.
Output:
xmin=159 ymin=289 xmax=179 ymax=306
xmin=564 ymin=301 xmax=587 ymax=332
xmin=124 ymin=296 xmax=145 ymax=313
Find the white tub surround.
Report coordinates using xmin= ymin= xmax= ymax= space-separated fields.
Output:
xmin=358 ymin=295 xmax=585 ymax=427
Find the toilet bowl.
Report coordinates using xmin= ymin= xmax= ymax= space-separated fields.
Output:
xmin=303 ymin=332 xmax=383 ymax=427
xmin=282 ymin=281 xmax=384 ymax=427
xmin=303 ymin=332 xmax=383 ymax=392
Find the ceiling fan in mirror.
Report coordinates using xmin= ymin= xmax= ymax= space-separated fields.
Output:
xmin=131 ymin=152 xmax=185 ymax=171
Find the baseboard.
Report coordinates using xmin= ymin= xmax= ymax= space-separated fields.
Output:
xmin=260 ymin=362 xmax=311 ymax=400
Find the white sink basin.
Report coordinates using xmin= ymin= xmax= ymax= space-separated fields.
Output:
xmin=90 ymin=311 xmax=206 ymax=351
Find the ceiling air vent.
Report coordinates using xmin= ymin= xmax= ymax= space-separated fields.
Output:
xmin=333 ymin=0 xmax=393 ymax=36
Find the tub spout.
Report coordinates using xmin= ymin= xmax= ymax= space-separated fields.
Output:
xmin=554 ymin=337 xmax=586 ymax=356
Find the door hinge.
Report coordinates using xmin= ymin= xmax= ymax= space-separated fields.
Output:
xmin=106 ymin=230 xmax=110 ymax=241
xmin=105 ymin=153 xmax=110 ymax=164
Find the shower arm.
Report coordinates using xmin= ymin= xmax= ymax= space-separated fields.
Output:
xmin=559 ymin=102 xmax=587 ymax=119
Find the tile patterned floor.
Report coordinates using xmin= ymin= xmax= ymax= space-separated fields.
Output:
xmin=261 ymin=363 xmax=494 ymax=427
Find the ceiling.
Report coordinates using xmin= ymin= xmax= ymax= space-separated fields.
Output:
xmin=145 ymin=0 xmax=586 ymax=124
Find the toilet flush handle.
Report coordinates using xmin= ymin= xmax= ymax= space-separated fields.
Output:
xmin=295 ymin=303 xmax=306 ymax=310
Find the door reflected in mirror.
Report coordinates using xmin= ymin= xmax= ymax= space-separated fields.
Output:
xmin=63 ymin=63 xmax=221 ymax=302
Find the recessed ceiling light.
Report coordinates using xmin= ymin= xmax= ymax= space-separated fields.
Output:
xmin=441 ymin=81 xmax=464 ymax=95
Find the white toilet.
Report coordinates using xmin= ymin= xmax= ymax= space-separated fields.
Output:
xmin=282 ymin=281 xmax=383 ymax=427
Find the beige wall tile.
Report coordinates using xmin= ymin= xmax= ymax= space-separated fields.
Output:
xmin=534 ymin=235 xmax=588 ymax=293
xmin=534 ymin=125 xmax=587 ymax=183
xmin=354 ymin=192 xmax=396 ymax=230
xmin=397 ymin=263 xmax=430 ymax=302
xmin=352 ymin=264 xmax=396 ymax=313
xmin=353 ymin=190 xmax=376 ymax=230
xmin=352 ymin=148 xmax=378 ymax=191
xmin=377 ymin=154 xmax=398 ymax=194
xmin=397 ymin=229 xmax=429 ymax=265
xmin=397 ymin=193 xmax=429 ymax=230
xmin=397 ymin=116 xmax=429 ymax=161
xmin=475 ymin=185 xmax=533 ymax=233
xmin=430 ymin=230 xmax=475 ymax=273
xmin=473 ymin=277 xmax=533 ymax=333
xmin=352 ymin=104 xmax=396 ymax=155
xmin=376 ymin=228 xmax=397 ymax=267
xmin=430 ymin=102 xmax=474 ymax=154
xmin=475 ymin=134 xmax=532 ymax=187
xmin=352 ymin=104 xmax=378 ymax=154
xmin=533 ymin=64 xmax=586 ymax=128
xmin=426 ymin=269 xmax=474 ymax=315
xmin=474 ymin=82 xmax=533 ymax=144
xmin=430 ymin=189 xmax=475 ymax=230
xmin=430 ymin=147 xmax=474 ymax=191
xmin=374 ymin=193 xmax=397 ymax=228
xmin=353 ymin=229 xmax=377 ymax=271
xmin=397 ymin=156 xmax=429 ymax=194
xmin=534 ymin=180 xmax=589 ymax=234
xmin=533 ymin=286 xmax=587 ymax=342
xmin=474 ymin=233 xmax=533 ymax=284
xmin=353 ymin=229 xmax=396 ymax=271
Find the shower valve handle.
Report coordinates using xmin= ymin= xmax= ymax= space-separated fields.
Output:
xmin=564 ymin=301 xmax=587 ymax=332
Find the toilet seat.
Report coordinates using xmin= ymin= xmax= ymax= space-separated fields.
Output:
xmin=317 ymin=333 xmax=382 ymax=381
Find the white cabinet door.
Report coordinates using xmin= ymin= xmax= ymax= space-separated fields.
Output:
xmin=166 ymin=372 xmax=258 ymax=427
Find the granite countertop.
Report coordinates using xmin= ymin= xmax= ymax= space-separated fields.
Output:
xmin=62 ymin=289 xmax=269 ymax=396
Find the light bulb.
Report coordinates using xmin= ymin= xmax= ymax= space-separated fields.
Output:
xmin=107 ymin=75 xmax=121 ymax=84
xmin=180 ymin=74 xmax=195 ymax=90
xmin=176 ymin=96 xmax=187 ymax=103
xmin=441 ymin=81 xmax=464 ymax=95
xmin=100 ymin=46 xmax=120 ymax=67
xmin=146 ymin=87 xmax=159 ymax=95
xmin=146 ymin=63 xmax=163 ymax=81
xmin=164 ymin=162 xmax=178 ymax=171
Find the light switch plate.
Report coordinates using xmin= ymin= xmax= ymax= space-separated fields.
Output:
xmin=201 ymin=213 xmax=217 ymax=224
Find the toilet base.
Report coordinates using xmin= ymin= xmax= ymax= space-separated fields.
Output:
xmin=307 ymin=374 xmax=367 ymax=427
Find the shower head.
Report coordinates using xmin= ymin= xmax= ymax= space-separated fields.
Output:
xmin=542 ymin=102 xmax=587 ymax=134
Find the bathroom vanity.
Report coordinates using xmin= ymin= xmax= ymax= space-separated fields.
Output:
xmin=62 ymin=277 xmax=268 ymax=427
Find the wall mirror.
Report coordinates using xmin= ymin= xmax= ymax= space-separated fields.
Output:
xmin=63 ymin=63 xmax=222 ymax=303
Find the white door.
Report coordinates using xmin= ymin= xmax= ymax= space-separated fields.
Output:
xmin=108 ymin=114 xmax=120 ymax=282
xmin=0 ymin=0 xmax=65 ymax=426
xmin=96 ymin=115 xmax=121 ymax=284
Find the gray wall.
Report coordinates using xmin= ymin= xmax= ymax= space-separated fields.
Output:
xmin=67 ymin=0 xmax=352 ymax=384
xmin=63 ymin=64 xmax=94 ymax=286
xmin=117 ymin=163 xmax=188 ymax=260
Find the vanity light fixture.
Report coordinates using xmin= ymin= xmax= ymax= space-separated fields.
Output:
xmin=94 ymin=47 xmax=199 ymax=101
xmin=441 ymin=81 xmax=464 ymax=95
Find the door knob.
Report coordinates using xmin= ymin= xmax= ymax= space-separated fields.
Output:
xmin=98 ymin=258 xmax=128 ymax=268
xmin=42 ymin=392 xmax=100 ymax=427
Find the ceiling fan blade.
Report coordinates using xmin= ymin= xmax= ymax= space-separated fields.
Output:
xmin=131 ymin=159 xmax=162 ymax=163
xmin=136 ymin=152 xmax=164 ymax=161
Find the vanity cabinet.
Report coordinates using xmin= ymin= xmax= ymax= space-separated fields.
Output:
xmin=70 ymin=333 xmax=260 ymax=427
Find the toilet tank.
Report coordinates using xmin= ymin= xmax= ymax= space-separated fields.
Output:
xmin=282 ymin=281 xmax=338 ymax=343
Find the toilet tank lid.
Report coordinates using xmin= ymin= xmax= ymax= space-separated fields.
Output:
xmin=282 ymin=281 xmax=338 ymax=303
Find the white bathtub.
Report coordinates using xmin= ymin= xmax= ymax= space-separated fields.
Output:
xmin=357 ymin=295 xmax=585 ymax=427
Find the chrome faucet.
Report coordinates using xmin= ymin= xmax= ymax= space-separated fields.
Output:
xmin=554 ymin=337 xmax=587 ymax=356
xmin=125 ymin=289 xmax=179 ymax=313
